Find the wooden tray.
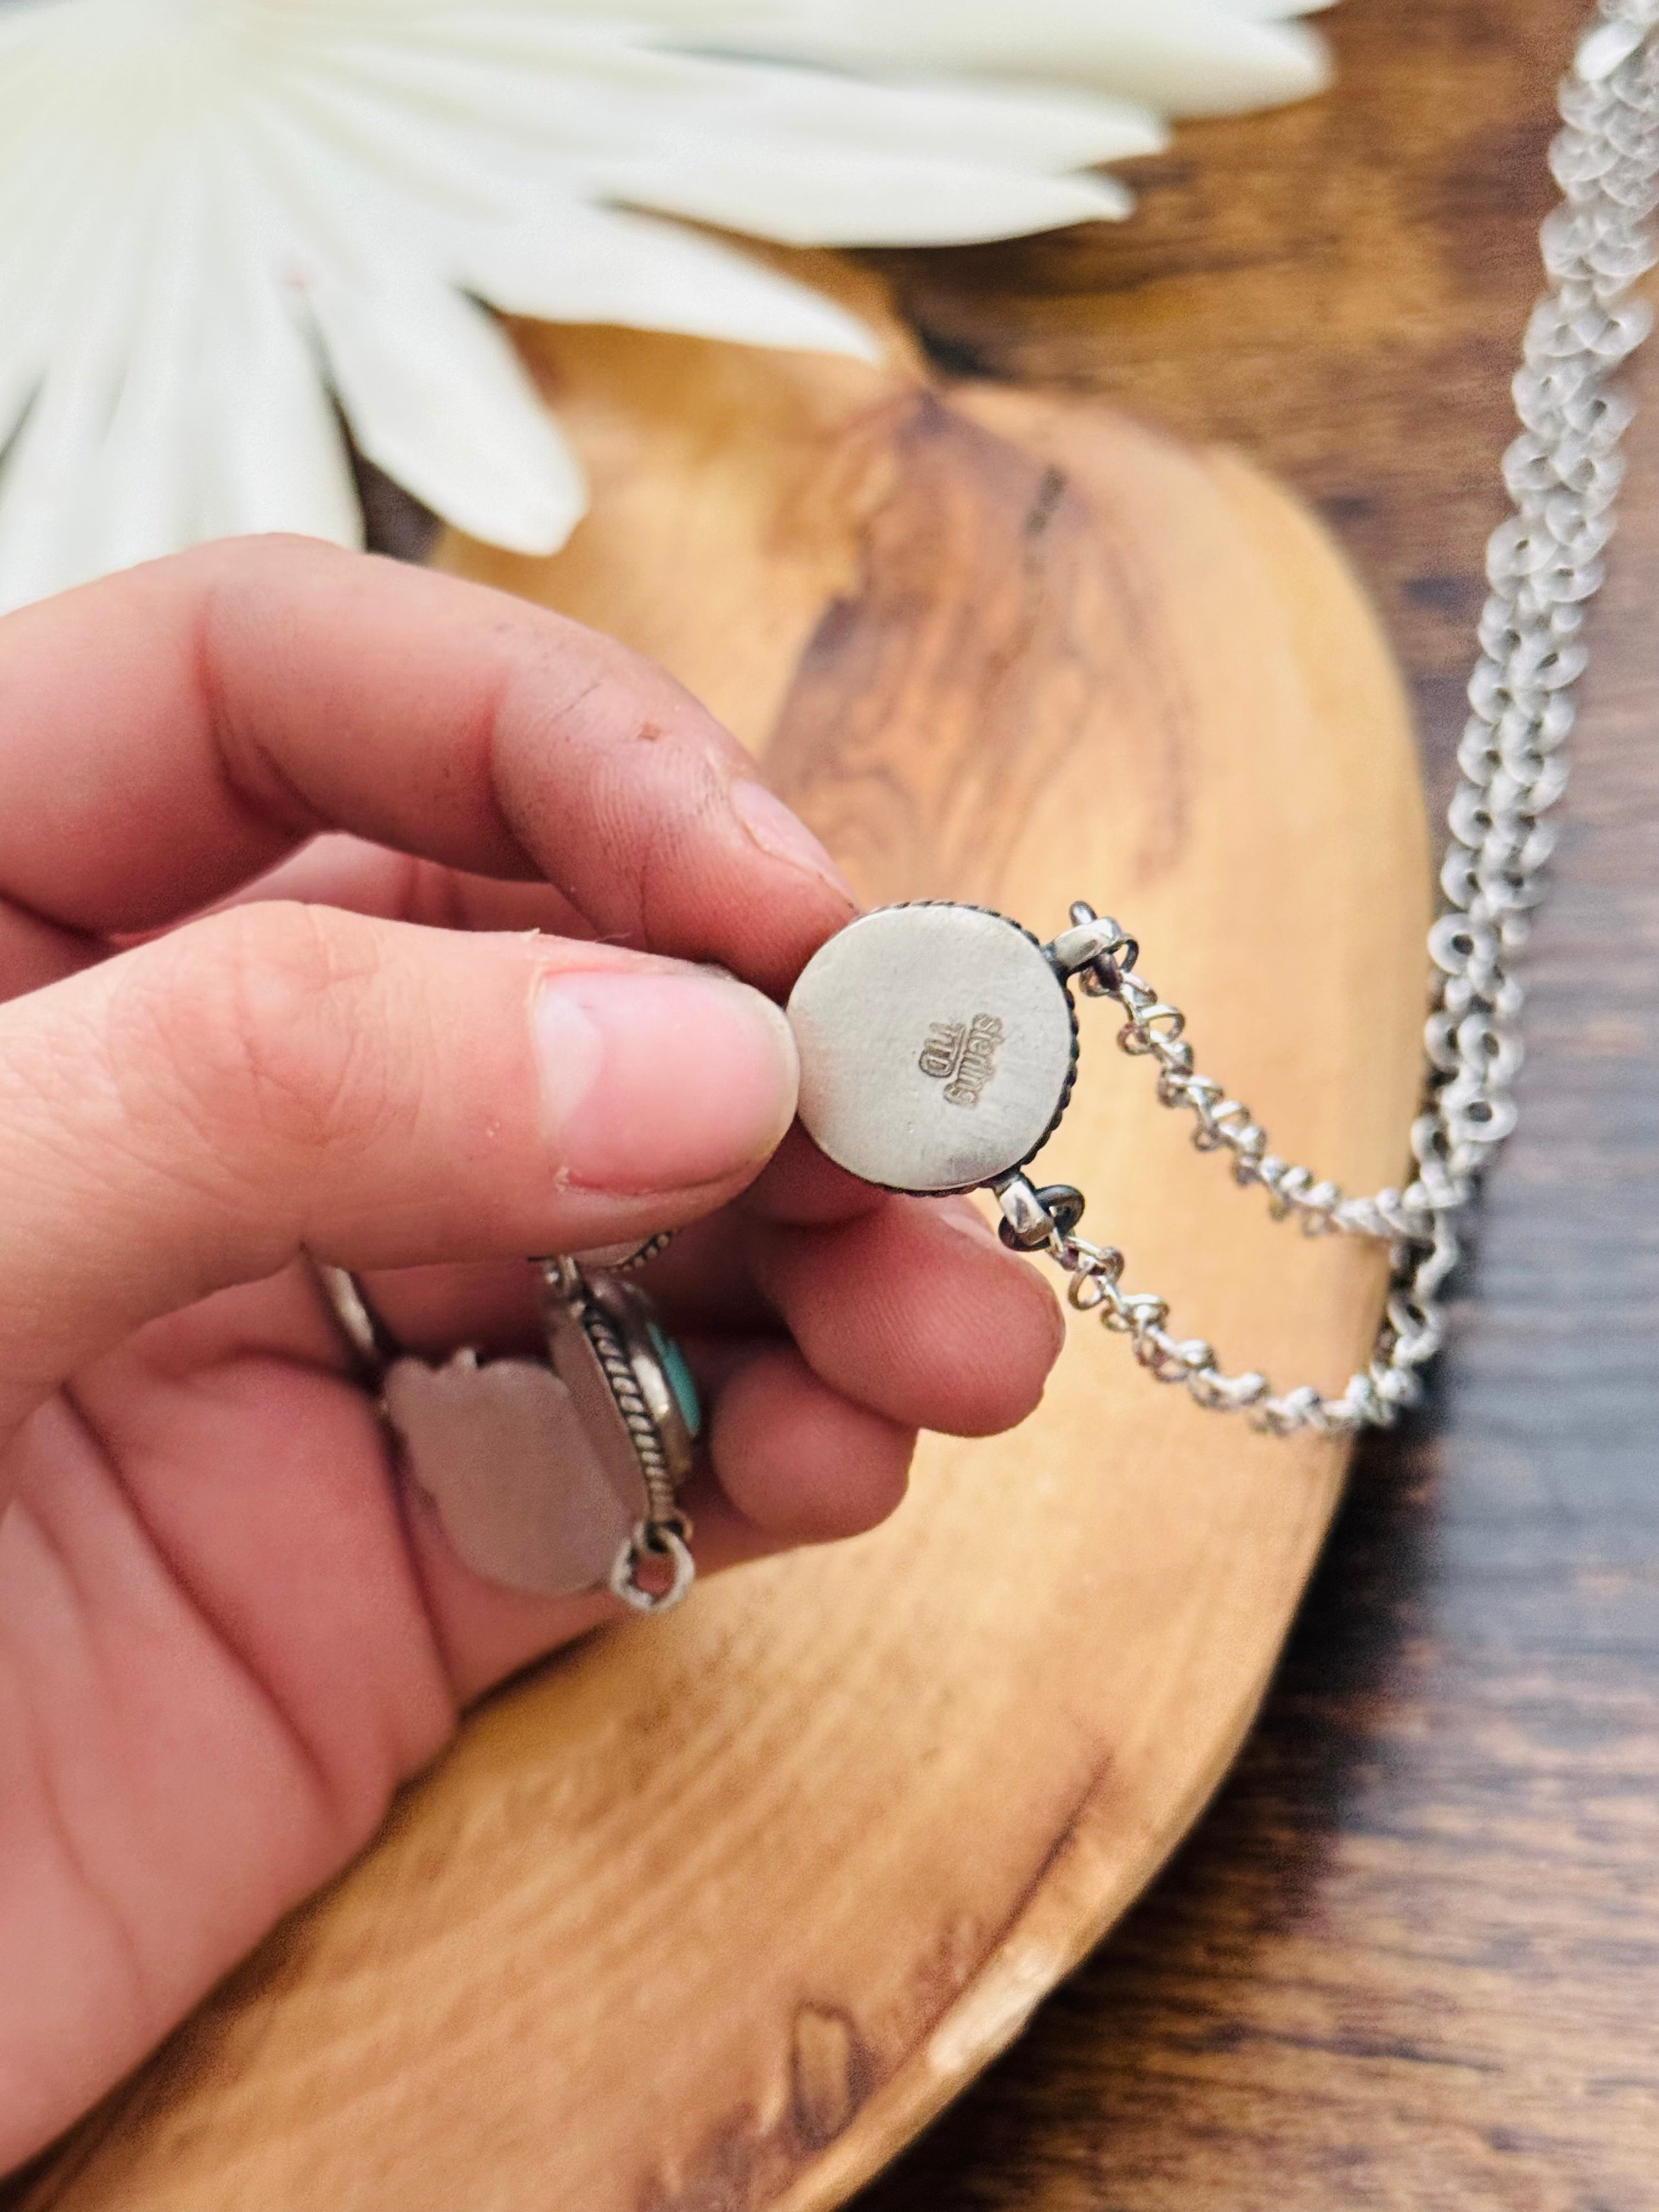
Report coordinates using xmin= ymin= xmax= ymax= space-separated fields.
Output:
xmin=10 ymin=263 xmax=1430 ymax=2212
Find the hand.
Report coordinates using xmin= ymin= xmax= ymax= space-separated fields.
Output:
xmin=0 ymin=538 xmax=1063 ymax=2170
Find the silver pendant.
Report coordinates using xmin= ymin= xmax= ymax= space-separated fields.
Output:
xmin=321 ymin=1253 xmax=700 ymax=1613
xmin=786 ymin=902 xmax=1096 ymax=1197
xmin=539 ymin=1259 xmax=700 ymax=1610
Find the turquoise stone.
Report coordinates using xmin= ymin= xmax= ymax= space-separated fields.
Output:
xmin=648 ymin=1321 xmax=703 ymax=1441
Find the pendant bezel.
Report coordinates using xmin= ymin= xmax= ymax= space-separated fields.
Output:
xmin=539 ymin=1261 xmax=699 ymax=1612
xmin=786 ymin=900 xmax=1081 ymax=1198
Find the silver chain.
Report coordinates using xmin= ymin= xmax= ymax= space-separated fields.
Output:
xmin=1027 ymin=1 xmax=1659 ymax=1437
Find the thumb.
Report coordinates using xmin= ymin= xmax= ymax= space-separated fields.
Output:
xmin=0 ymin=900 xmax=797 ymax=1431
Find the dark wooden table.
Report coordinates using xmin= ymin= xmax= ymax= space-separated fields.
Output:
xmin=856 ymin=3 xmax=1659 ymax=2205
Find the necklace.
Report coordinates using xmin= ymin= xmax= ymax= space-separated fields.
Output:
xmin=330 ymin=1 xmax=1658 ymax=1615
xmin=788 ymin=0 xmax=1659 ymax=1439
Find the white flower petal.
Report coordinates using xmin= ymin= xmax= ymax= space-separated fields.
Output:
xmin=641 ymin=0 xmax=1331 ymax=115
xmin=0 ymin=61 xmax=209 ymax=608
xmin=78 ymin=148 xmax=212 ymax=579
xmin=238 ymin=89 xmax=585 ymax=549
xmin=0 ymin=195 xmax=64 ymax=456
xmin=0 ymin=4 xmax=70 ymax=65
xmin=0 ymin=200 xmax=157 ymax=611
xmin=236 ymin=89 xmax=588 ymax=548
xmin=458 ymin=205 xmax=883 ymax=360
xmin=259 ymin=59 xmax=885 ymax=355
xmin=282 ymin=47 xmax=1151 ymax=286
xmin=310 ymin=270 xmax=587 ymax=553
xmin=194 ymin=302 xmax=364 ymax=547
xmin=306 ymin=28 xmax=1166 ymax=176
xmin=0 ymin=0 xmax=1345 ymax=606
xmin=0 ymin=142 xmax=131 ymax=605
xmin=598 ymin=150 xmax=1130 ymax=247
xmin=0 ymin=381 xmax=98 ymax=614
xmin=193 ymin=146 xmax=364 ymax=545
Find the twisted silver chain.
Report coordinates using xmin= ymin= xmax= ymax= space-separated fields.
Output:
xmin=1040 ymin=1 xmax=1659 ymax=1437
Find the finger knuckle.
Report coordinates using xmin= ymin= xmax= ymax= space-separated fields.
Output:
xmin=113 ymin=904 xmax=405 ymax=1167
xmin=497 ymin=624 xmax=736 ymax=938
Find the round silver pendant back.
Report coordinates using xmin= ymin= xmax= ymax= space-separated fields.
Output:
xmin=785 ymin=903 xmax=1077 ymax=1195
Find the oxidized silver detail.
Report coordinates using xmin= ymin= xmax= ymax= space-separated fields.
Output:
xmin=572 ymin=1232 xmax=675 ymax=1274
xmin=787 ymin=903 xmax=1079 ymax=1195
xmin=542 ymin=1266 xmax=697 ymax=1562
xmin=994 ymin=1175 xmax=1086 ymax=1252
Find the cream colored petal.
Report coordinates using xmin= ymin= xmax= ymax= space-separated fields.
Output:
xmin=0 ymin=0 xmax=76 ymax=64
xmin=304 ymin=28 xmax=1166 ymax=176
xmin=0 ymin=183 xmax=157 ymax=611
xmin=0 ymin=153 xmax=74 ymax=455
xmin=0 ymin=377 xmax=97 ymax=612
xmin=0 ymin=84 xmax=356 ymax=601
xmin=657 ymin=68 xmax=1165 ymax=173
xmin=0 ymin=346 xmax=41 ymax=473
xmin=77 ymin=143 xmax=211 ymax=580
xmin=641 ymin=0 xmax=1332 ymax=114
xmin=311 ymin=270 xmax=586 ymax=554
xmin=0 ymin=0 xmax=1346 ymax=603
xmin=597 ymin=150 xmax=1130 ymax=247
xmin=0 ymin=54 xmax=189 ymax=610
xmin=459 ymin=205 xmax=881 ymax=359
xmin=244 ymin=88 xmax=587 ymax=553
xmin=289 ymin=31 xmax=1140 ymax=250
xmin=192 ymin=140 xmax=364 ymax=546
xmin=274 ymin=59 xmax=879 ymax=354
xmin=285 ymin=44 xmax=1144 ymax=294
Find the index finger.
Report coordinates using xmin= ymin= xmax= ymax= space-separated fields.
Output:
xmin=0 ymin=537 xmax=855 ymax=994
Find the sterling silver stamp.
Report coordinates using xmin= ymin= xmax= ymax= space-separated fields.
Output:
xmin=785 ymin=902 xmax=1080 ymax=1196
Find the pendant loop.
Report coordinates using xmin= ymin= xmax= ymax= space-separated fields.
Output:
xmin=611 ymin=1521 xmax=697 ymax=1615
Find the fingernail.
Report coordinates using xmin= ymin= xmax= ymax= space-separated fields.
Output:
xmin=730 ymin=779 xmax=856 ymax=907
xmin=533 ymin=967 xmax=799 ymax=1194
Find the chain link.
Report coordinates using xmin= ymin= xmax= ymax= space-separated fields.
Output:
xmin=1034 ymin=1 xmax=1659 ymax=1436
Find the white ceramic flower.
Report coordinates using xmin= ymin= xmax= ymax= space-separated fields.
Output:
xmin=0 ymin=0 xmax=1334 ymax=608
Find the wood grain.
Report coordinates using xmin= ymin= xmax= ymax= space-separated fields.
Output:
xmin=3 ymin=280 xmax=1427 ymax=2205
xmin=851 ymin=2 xmax=1659 ymax=2205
